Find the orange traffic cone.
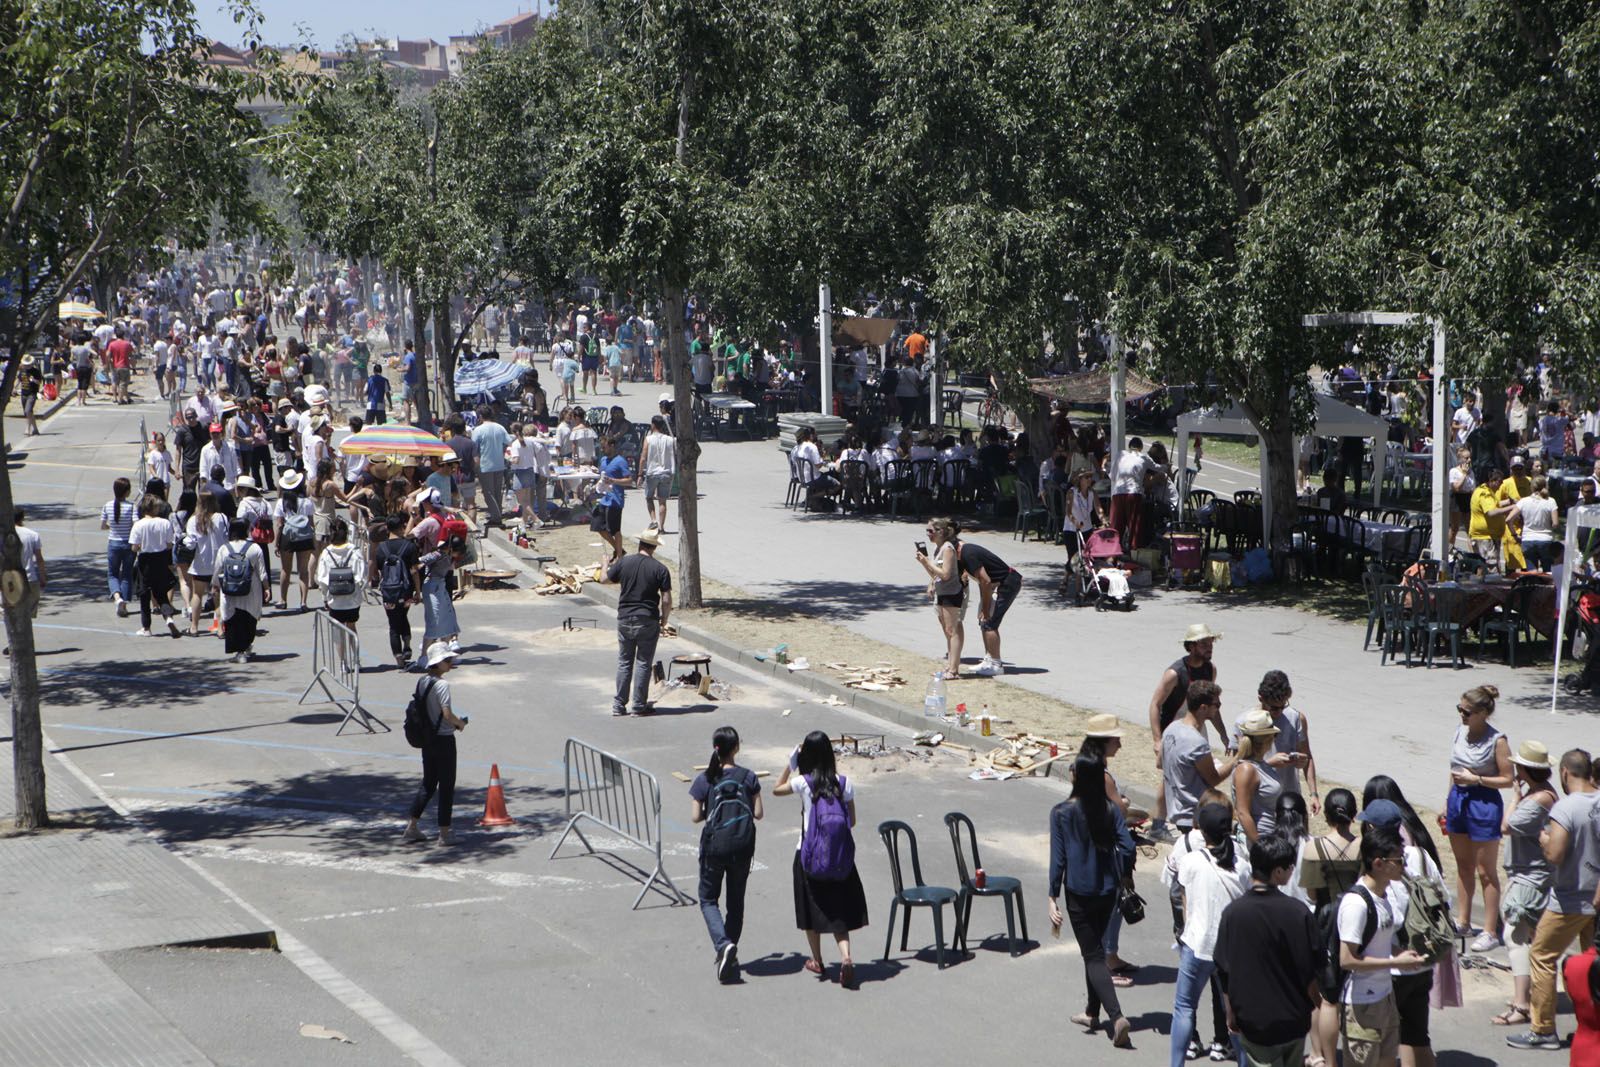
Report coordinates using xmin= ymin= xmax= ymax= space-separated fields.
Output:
xmin=478 ymin=763 xmax=514 ymax=827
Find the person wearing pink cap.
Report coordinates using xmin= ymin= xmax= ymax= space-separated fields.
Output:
xmin=198 ymin=421 xmax=240 ymax=491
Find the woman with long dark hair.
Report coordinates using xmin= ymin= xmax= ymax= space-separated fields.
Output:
xmin=184 ymin=491 xmax=228 ymax=636
xmin=1302 ymin=788 xmax=1362 ymax=1066
xmin=1171 ymin=802 xmax=1251 ymax=1067
xmin=128 ymin=498 xmax=180 ymax=637
xmin=1271 ymin=790 xmax=1313 ymax=909
xmin=689 ymin=726 xmax=763 ymax=984
xmin=1048 ymin=754 xmax=1136 ymax=1049
xmin=101 ymin=476 xmax=136 ymax=616
xmin=1079 ymin=715 xmax=1137 ymax=979
xmin=773 ymin=730 xmax=868 ymax=988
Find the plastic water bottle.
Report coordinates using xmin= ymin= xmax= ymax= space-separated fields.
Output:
xmin=923 ymin=672 xmax=947 ymax=718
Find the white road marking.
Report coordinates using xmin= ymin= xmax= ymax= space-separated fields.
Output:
xmin=46 ymin=733 xmax=468 ymax=1067
xmin=298 ymin=896 xmax=505 ymax=923
xmin=172 ymin=842 xmax=592 ymax=891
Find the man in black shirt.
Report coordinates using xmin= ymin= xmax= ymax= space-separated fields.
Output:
xmin=954 ymin=538 xmax=1021 ymax=677
xmin=607 ymin=527 xmax=673 ymax=716
xmin=1214 ymin=835 xmax=1323 ymax=1066
xmin=172 ymin=409 xmax=207 ymax=491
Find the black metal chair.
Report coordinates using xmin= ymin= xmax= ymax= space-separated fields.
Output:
xmin=878 ymin=820 xmax=960 ymax=969
xmin=943 ymin=812 xmax=1028 ymax=957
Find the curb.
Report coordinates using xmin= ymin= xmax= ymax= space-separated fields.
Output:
xmin=474 ymin=531 xmax=1161 ymax=809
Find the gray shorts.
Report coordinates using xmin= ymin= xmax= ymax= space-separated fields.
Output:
xmin=644 ymin=472 xmax=672 ymax=501
xmin=458 ymin=481 xmax=478 ymax=505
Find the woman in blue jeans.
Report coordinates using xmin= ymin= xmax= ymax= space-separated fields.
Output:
xmin=1171 ymin=803 xmax=1252 ymax=1067
xmin=689 ymin=726 xmax=763 ymax=984
xmin=1048 ymin=755 xmax=1136 ymax=1049
xmin=101 ymin=477 xmax=136 ymax=615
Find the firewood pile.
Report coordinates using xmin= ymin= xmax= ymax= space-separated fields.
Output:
xmin=822 ymin=661 xmax=908 ymax=691
xmin=967 ymin=733 xmax=1067 ymax=780
xmin=535 ymin=566 xmax=588 ymax=595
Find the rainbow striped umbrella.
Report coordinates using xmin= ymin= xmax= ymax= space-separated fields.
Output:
xmin=58 ymin=301 xmax=103 ymax=320
xmin=338 ymin=424 xmax=453 ymax=458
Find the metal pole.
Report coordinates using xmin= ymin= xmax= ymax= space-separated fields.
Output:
xmin=1108 ymin=334 xmax=1126 ymax=475
xmin=1430 ymin=319 xmax=1448 ymax=562
xmin=927 ymin=337 xmax=939 ymax=427
xmin=818 ymin=283 xmax=833 ymax=417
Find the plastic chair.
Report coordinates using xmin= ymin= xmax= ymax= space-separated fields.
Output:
xmin=1013 ymin=480 xmax=1049 ymax=542
xmin=883 ymin=459 xmax=916 ymax=518
xmin=878 ymin=820 xmax=960 ymax=969
xmin=911 ymin=459 xmax=941 ymax=518
xmin=1361 ymin=568 xmax=1386 ymax=650
xmin=1418 ymin=583 xmax=1469 ymax=669
xmin=785 ymin=453 xmax=804 ymax=509
xmin=1233 ymin=489 xmax=1262 ymax=508
xmin=943 ymin=812 xmax=1028 ymax=957
xmin=1379 ymin=583 xmax=1418 ymax=667
xmin=1479 ymin=580 xmax=1537 ymax=667
xmin=838 ymin=459 xmax=871 ymax=513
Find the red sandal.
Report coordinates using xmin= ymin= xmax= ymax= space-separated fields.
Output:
xmin=803 ymin=958 xmax=824 ymax=977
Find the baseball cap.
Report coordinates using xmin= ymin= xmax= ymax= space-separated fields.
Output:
xmin=208 ymin=423 xmax=223 ymax=433
xmin=1356 ymin=799 xmax=1405 ymax=829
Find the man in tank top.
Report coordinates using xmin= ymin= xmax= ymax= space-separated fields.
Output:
xmin=1149 ymin=623 xmax=1225 ymax=835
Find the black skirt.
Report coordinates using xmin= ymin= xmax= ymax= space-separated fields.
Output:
xmin=792 ymin=852 xmax=869 ymax=934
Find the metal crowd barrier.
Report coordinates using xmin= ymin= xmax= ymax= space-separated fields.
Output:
xmin=297 ymin=609 xmax=387 ymax=735
xmin=134 ymin=416 xmax=148 ymax=488
xmin=548 ymin=738 xmax=690 ymax=909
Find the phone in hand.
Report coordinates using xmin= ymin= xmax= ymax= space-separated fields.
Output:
xmin=915 ymin=541 xmax=928 ymax=556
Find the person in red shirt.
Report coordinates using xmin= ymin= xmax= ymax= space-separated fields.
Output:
xmin=105 ymin=327 xmax=135 ymax=405
xmin=1564 ymin=946 xmax=1600 ymax=1067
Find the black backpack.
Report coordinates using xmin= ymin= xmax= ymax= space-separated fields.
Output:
xmin=324 ymin=547 xmax=357 ymax=597
xmin=402 ymin=678 xmax=440 ymax=748
xmin=1321 ymin=882 xmax=1379 ymax=997
xmin=377 ymin=543 xmax=412 ymax=604
xmin=701 ymin=770 xmax=756 ymax=860
xmin=218 ymin=544 xmax=254 ymax=596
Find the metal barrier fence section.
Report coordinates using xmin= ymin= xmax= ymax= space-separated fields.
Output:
xmin=134 ymin=416 xmax=147 ymax=489
xmin=297 ymin=609 xmax=387 ymax=735
xmin=548 ymin=738 xmax=690 ymax=910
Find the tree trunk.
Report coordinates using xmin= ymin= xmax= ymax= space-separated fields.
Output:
xmin=1258 ymin=413 xmax=1299 ymax=556
xmin=662 ymin=285 xmax=703 ymax=608
xmin=0 ymin=379 xmax=46 ymax=827
xmin=410 ymin=270 xmax=433 ymax=428
xmin=435 ymin=300 xmax=458 ymax=413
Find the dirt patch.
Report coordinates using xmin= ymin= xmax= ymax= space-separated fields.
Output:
xmin=522 ymin=625 xmax=617 ymax=649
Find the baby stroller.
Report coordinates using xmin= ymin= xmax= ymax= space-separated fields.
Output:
xmin=1166 ymin=527 xmax=1205 ymax=590
xmin=1067 ymin=527 xmax=1135 ymax=610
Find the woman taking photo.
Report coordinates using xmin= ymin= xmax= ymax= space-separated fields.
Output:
xmin=102 ymin=476 xmax=136 ymax=617
xmin=1492 ymin=740 xmax=1557 ymax=1028
xmin=1232 ymin=709 xmax=1284 ymax=842
xmin=1048 ymin=754 xmax=1136 ymax=1049
xmin=773 ymin=730 xmax=867 ymax=988
xmin=274 ymin=470 xmax=315 ymax=611
xmin=915 ymin=517 xmax=966 ymax=678
xmin=1443 ymin=684 xmax=1512 ymax=950
xmin=689 ymin=726 xmax=763 ymax=984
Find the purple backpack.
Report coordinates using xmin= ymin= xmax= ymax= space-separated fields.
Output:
xmin=800 ymin=774 xmax=855 ymax=881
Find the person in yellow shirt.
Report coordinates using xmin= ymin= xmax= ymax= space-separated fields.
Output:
xmin=1469 ymin=470 xmax=1517 ymax=571
xmin=1497 ymin=455 xmax=1533 ymax=571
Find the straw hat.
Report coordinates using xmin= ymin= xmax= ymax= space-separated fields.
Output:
xmin=1183 ymin=623 xmax=1222 ymax=644
xmin=1237 ymin=709 xmax=1280 ymax=738
xmin=1511 ymin=739 xmax=1553 ymax=770
xmin=1082 ymin=714 xmax=1124 ymax=739
xmin=638 ymin=527 xmax=661 ymax=547
xmin=235 ymin=475 xmax=258 ymax=492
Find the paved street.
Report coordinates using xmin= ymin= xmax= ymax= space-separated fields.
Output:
xmin=0 ymin=385 xmax=1567 ymax=1064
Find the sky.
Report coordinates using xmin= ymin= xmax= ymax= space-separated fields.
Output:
xmin=195 ymin=0 xmax=549 ymax=50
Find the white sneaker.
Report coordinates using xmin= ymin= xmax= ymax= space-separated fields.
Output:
xmin=974 ymin=659 xmax=1001 ymax=677
xmin=115 ymin=597 xmax=128 ymax=617
xmin=447 ymin=638 xmax=461 ymax=653
xmin=135 ymin=628 xmax=152 ymax=637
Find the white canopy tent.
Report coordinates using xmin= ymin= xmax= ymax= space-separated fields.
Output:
xmin=1173 ymin=392 xmax=1391 ymax=541
xmin=1551 ymin=503 xmax=1600 ymax=712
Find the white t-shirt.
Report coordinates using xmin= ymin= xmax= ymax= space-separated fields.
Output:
xmin=510 ymin=435 xmax=549 ymax=471
xmin=643 ymin=432 xmax=677 ymax=477
xmin=1175 ymin=848 xmax=1251 ymax=960
xmin=186 ymin=513 xmax=230 ymax=575
xmin=570 ymin=426 xmax=597 ymax=464
xmin=315 ymin=544 xmax=367 ymax=612
xmin=1113 ymin=450 xmax=1154 ymax=495
xmin=1337 ymin=881 xmax=1405 ymax=1003
xmin=129 ymin=515 xmax=174 ymax=553
xmin=17 ymin=526 xmax=42 ymax=583
xmin=1518 ymin=494 xmax=1558 ymax=542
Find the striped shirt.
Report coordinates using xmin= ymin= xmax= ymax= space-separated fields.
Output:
xmin=102 ymin=499 xmax=136 ymax=542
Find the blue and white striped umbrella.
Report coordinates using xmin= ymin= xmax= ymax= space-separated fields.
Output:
xmin=453 ymin=358 xmax=524 ymax=397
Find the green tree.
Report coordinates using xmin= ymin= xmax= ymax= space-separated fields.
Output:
xmin=0 ymin=0 xmax=299 ymax=827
